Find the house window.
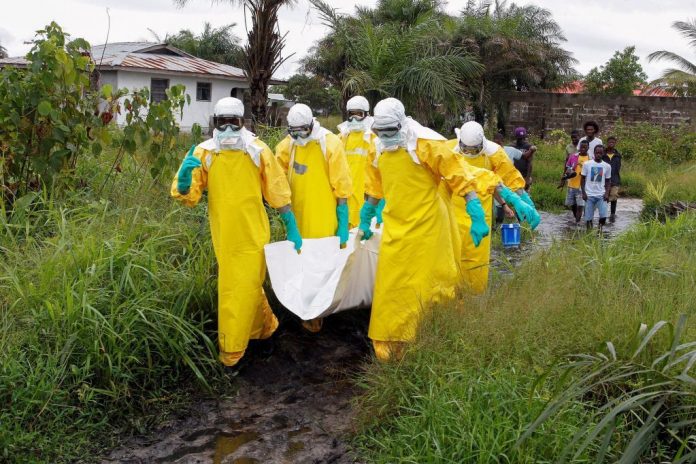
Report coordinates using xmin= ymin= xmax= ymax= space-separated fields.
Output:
xmin=196 ymin=82 xmax=212 ymax=102
xmin=150 ymin=78 xmax=169 ymax=103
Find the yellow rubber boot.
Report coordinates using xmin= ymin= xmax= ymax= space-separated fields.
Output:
xmin=372 ymin=340 xmax=407 ymax=362
xmin=301 ymin=318 xmax=323 ymax=333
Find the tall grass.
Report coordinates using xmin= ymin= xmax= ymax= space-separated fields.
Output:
xmin=355 ymin=213 xmax=696 ymax=462
xmin=0 ymin=142 xmax=221 ymax=462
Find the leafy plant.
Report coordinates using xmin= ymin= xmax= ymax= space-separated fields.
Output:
xmin=585 ymin=46 xmax=648 ymax=96
xmin=0 ymin=23 xmax=108 ymax=200
xmin=519 ymin=317 xmax=696 ymax=463
xmin=648 ymin=19 xmax=696 ymax=97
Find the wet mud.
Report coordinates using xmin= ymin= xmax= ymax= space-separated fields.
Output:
xmin=104 ymin=199 xmax=643 ymax=464
xmin=103 ymin=311 xmax=371 ymax=464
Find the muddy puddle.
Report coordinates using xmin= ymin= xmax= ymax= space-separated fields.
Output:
xmin=104 ymin=199 xmax=643 ymax=464
xmin=492 ymin=198 xmax=644 ymax=269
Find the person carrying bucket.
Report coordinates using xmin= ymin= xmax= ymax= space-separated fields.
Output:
xmin=445 ymin=121 xmax=541 ymax=294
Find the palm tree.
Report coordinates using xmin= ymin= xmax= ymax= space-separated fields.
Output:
xmin=456 ymin=0 xmax=578 ymax=124
xmin=164 ymin=22 xmax=244 ymax=67
xmin=648 ymin=19 xmax=696 ymax=97
xmin=305 ymin=0 xmax=481 ymax=127
xmin=174 ymin=0 xmax=297 ymax=126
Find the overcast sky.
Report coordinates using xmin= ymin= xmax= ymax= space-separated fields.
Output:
xmin=1 ymin=0 xmax=694 ymax=80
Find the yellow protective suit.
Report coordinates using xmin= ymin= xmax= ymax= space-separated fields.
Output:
xmin=171 ymin=139 xmax=291 ymax=366
xmin=444 ymin=139 xmax=525 ymax=294
xmin=365 ymin=139 xmax=498 ymax=361
xmin=275 ymin=134 xmax=352 ymax=238
xmin=339 ymin=130 xmax=377 ymax=228
xmin=276 ymin=132 xmax=352 ymax=333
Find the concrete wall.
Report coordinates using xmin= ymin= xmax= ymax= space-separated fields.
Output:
xmin=109 ymin=70 xmax=248 ymax=131
xmin=500 ymin=91 xmax=696 ymax=137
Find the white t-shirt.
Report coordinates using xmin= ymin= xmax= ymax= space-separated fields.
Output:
xmin=582 ymin=160 xmax=611 ymax=197
xmin=577 ymin=136 xmax=603 ymax=157
xmin=502 ymin=146 xmax=523 ymax=162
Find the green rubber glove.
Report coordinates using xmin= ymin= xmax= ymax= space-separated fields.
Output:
xmin=280 ymin=210 xmax=303 ymax=251
xmin=501 ymin=186 xmax=541 ymax=230
xmin=336 ymin=203 xmax=349 ymax=247
xmin=177 ymin=145 xmax=201 ymax=194
xmin=376 ymin=199 xmax=386 ymax=227
xmin=359 ymin=201 xmax=377 ymax=240
xmin=518 ymin=190 xmax=535 ymax=208
xmin=466 ymin=197 xmax=489 ymax=247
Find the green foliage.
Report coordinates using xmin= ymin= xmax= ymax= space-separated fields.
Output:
xmin=648 ymin=19 xmax=696 ymax=97
xmin=521 ymin=317 xmax=696 ymax=462
xmin=585 ymin=46 xmax=648 ymax=96
xmin=0 ymin=23 xmax=193 ymax=205
xmin=0 ymin=144 xmax=221 ymax=462
xmin=163 ymin=22 xmax=244 ymax=67
xmin=272 ymin=73 xmax=341 ymax=115
xmin=457 ymin=0 xmax=578 ymax=122
xmin=608 ymin=121 xmax=696 ymax=164
xmin=0 ymin=42 xmax=7 ymax=59
xmin=0 ymin=23 xmax=107 ymax=198
xmin=356 ymin=213 xmax=696 ymax=462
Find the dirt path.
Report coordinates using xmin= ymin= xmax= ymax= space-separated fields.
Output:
xmin=103 ymin=311 xmax=371 ymax=464
xmin=104 ymin=199 xmax=643 ymax=464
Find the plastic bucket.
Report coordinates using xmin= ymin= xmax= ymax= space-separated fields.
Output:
xmin=500 ymin=223 xmax=521 ymax=248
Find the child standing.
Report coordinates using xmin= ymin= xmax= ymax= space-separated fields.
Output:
xmin=603 ymin=136 xmax=622 ymax=223
xmin=564 ymin=139 xmax=590 ymax=223
xmin=581 ymin=144 xmax=612 ymax=231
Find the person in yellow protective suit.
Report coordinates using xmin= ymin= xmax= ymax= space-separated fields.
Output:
xmin=446 ymin=121 xmax=541 ymax=294
xmin=357 ymin=98 xmax=500 ymax=362
xmin=337 ymin=95 xmax=378 ymax=228
xmin=275 ymin=103 xmax=353 ymax=333
xmin=171 ymin=97 xmax=303 ymax=369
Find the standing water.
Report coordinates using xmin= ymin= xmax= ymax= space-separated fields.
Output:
xmin=104 ymin=199 xmax=643 ymax=464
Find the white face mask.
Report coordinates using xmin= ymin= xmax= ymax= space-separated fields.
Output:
xmin=347 ymin=119 xmax=366 ymax=133
xmin=216 ymin=127 xmax=244 ymax=150
xmin=379 ymin=133 xmax=404 ymax=152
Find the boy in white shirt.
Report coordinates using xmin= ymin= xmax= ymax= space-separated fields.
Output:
xmin=581 ymin=144 xmax=612 ymax=231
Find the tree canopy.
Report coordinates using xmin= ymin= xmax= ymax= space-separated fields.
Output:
xmin=163 ymin=22 xmax=244 ymax=67
xmin=648 ymin=19 xmax=696 ymax=97
xmin=303 ymin=0 xmax=577 ymax=129
xmin=584 ymin=46 xmax=647 ymax=96
xmin=271 ymin=73 xmax=340 ymax=115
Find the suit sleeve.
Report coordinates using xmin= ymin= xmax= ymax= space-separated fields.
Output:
xmin=259 ymin=141 xmax=292 ymax=209
xmin=364 ymin=147 xmax=384 ymax=200
xmin=489 ymin=148 xmax=526 ymax=191
xmin=170 ymin=147 xmax=208 ymax=207
xmin=326 ymin=134 xmax=353 ymax=199
xmin=417 ymin=139 xmax=500 ymax=197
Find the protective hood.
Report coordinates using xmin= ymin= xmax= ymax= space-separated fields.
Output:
xmin=199 ymin=127 xmax=263 ymax=167
xmin=346 ymin=95 xmax=370 ymax=112
xmin=289 ymin=118 xmax=331 ymax=152
xmin=214 ymin=97 xmax=245 ymax=117
xmin=287 ymin=103 xmax=314 ymax=127
xmin=454 ymin=122 xmax=497 ymax=158
xmin=373 ymin=117 xmax=445 ymax=165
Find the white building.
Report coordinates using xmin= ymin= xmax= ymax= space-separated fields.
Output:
xmin=1 ymin=42 xmax=285 ymax=131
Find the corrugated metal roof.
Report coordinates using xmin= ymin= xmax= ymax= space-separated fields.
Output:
xmin=1 ymin=42 xmax=248 ymax=80
xmin=118 ymin=52 xmax=246 ymax=79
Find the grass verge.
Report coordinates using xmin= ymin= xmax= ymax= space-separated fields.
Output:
xmin=355 ymin=213 xmax=696 ymax=462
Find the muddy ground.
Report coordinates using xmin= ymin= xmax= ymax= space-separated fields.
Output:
xmin=104 ymin=200 xmax=643 ymax=464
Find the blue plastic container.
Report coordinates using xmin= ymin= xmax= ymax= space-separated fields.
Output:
xmin=501 ymin=223 xmax=521 ymax=248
